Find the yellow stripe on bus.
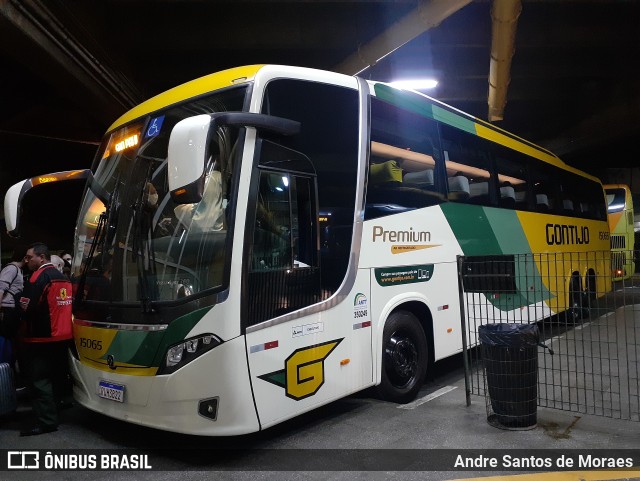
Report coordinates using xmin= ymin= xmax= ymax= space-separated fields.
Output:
xmin=80 ymin=357 xmax=158 ymax=376
xmin=108 ymin=65 xmax=265 ymax=132
xmin=475 ymin=124 xmax=602 ymax=184
xmin=74 ymin=322 xmax=159 ymax=376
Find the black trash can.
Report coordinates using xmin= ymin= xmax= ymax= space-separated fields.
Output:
xmin=478 ymin=323 xmax=539 ymax=430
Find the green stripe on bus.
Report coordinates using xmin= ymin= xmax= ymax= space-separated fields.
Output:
xmin=432 ymin=105 xmax=476 ymax=135
xmin=374 ymin=84 xmax=478 ymax=135
xmin=102 ymin=329 xmax=165 ymax=366
xmin=374 ymin=84 xmax=435 ymax=119
xmin=149 ymin=306 xmax=213 ymax=367
xmin=101 ymin=306 xmax=212 ymax=368
xmin=441 ymin=204 xmax=503 ymax=255
xmin=442 ymin=204 xmax=553 ymax=309
xmin=484 ymin=208 xmax=530 ymax=254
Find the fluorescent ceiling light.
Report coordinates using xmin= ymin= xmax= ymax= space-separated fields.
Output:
xmin=389 ymin=79 xmax=438 ymax=90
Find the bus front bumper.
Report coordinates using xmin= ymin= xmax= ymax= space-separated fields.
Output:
xmin=69 ymin=336 xmax=259 ymax=436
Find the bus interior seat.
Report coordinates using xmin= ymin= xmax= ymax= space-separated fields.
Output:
xmin=515 ymin=190 xmax=528 ymax=209
xmin=562 ymin=199 xmax=575 ymax=213
xmin=403 ymin=169 xmax=434 ymax=187
xmin=367 ymin=163 xmax=442 ymax=210
xmin=447 ymin=175 xmax=470 ymax=201
xmin=580 ymin=202 xmax=591 ymax=215
xmin=499 ymin=185 xmax=516 ymax=208
xmin=468 ymin=181 xmax=489 ymax=204
xmin=536 ymin=194 xmax=550 ymax=212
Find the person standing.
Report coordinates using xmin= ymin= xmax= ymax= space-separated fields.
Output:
xmin=60 ymin=251 xmax=73 ymax=265
xmin=0 ymin=250 xmax=25 ymax=366
xmin=18 ymin=242 xmax=73 ymax=436
xmin=50 ymin=255 xmax=65 ymax=274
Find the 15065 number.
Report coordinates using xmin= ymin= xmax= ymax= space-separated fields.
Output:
xmin=79 ymin=338 xmax=102 ymax=350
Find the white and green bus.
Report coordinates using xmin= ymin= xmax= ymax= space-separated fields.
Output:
xmin=4 ymin=65 xmax=610 ymax=435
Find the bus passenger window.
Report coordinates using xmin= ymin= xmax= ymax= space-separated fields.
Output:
xmin=531 ymin=167 xmax=557 ymax=214
xmin=559 ymin=177 xmax=577 ymax=215
xmin=441 ymin=125 xmax=495 ymax=207
xmin=579 ymin=202 xmax=592 ymax=217
xmin=495 ymin=154 xmax=529 ymax=210
xmin=577 ymin=177 xmax=607 ymax=220
xmin=365 ymin=155 xmax=443 ymax=215
xmin=365 ymin=95 xmax=444 ymax=220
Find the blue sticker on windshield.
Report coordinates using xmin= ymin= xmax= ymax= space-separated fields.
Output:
xmin=146 ymin=115 xmax=165 ymax=138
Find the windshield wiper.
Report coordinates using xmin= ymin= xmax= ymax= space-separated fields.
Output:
xmin=76 ymin=173 xmax=121 ymax=303
xmin=76 ymin=209 xmax=108 ymax=303
xmin=130 ymin=170 xmax=160 ymax=314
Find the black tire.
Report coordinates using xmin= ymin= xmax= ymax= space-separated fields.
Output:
xmin=585 ymin=270 xmax=597 ymax=310
xmin=566 ymin=275 xmax=588 ymax=321
xmin=376 ymin=310 xmax=428 ymax=404
xmin=586 ymin=271 xmax=597 ymax=300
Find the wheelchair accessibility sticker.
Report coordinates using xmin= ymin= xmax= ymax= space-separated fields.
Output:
xmin=145 ymin=115 xmax=165 ymax=138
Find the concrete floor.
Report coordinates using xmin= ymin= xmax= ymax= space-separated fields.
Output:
xmin=1 ymin=347 xmax=638 ymax=480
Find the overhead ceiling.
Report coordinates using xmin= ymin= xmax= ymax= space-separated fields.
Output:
xmin=1 ymin=0 xmax=639 ymax=245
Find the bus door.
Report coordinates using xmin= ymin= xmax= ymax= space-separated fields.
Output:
xmin=244 ymin=140 xmax=373 ymax=428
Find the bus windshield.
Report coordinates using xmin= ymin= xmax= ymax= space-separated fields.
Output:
xmin=606 ymin=187 xmax=626 ymax=213
xmin=73 ymin=87 xmax=247 ymax=307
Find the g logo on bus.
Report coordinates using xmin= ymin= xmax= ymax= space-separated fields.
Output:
xmin=107 ymin=354 xmax=116 ymax=370
xmin=258 ymin=338 xmax=343 ymax=400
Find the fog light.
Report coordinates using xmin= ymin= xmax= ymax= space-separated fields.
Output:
xmin=198 ymin=397 xmax=219 ymax=421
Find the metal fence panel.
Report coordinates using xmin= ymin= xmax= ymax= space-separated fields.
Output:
xmin=460 ymin=251 xmax=640 ymax=421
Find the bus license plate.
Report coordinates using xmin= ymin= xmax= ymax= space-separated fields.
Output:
xmin=98 ymin=380 xmax=124 ymax=403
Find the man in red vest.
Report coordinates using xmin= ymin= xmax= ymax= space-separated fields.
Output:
xmin=18 ymin=242 xmax=73 ymax=436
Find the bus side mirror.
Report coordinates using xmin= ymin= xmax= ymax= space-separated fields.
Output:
xmin=3 ymin=169 xmax=106 ymax=238
xmin=168 ymin=112 xmax=301 ymax=205
xmin=4 ymin=180 xmax=26 ymax=236
xmin=167 ymin=114 xmax=211 ymax=204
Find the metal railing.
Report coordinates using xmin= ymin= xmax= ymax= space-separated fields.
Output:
xmin=459 ymin=250 xmax=640 ymax=421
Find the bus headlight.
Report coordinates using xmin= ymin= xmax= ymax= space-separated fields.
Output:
xmin=167 ymin=344 xmax=184 ymax=365
xmin=158 ymin=334 xmax=222 ymax=375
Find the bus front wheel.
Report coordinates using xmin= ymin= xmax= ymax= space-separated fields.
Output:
xmin=377 ymin=310 xmax=428 ymax=404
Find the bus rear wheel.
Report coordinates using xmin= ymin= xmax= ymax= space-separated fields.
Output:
xmin=567 ymin=274 xmax=589 ymax=321
xmin=377 ymin=310 xmax=428 ymax=404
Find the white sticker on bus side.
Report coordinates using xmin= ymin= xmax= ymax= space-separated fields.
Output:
xmin=292 ymin=322 xmax=324 ymax=338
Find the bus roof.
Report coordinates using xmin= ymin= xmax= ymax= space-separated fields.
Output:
xmin=368 ymin=80 xmax=601 ymax=185
xmin=106 ymin=64 xmax=602 ymax=186
xmin=107 ymin=65 xmax=265 ymax=132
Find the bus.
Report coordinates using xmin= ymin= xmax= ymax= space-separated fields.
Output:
xmin=4 ymin=65 xmax=610 ymax=435
xmin=604 ymin=184 xmax=635 ymax=280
